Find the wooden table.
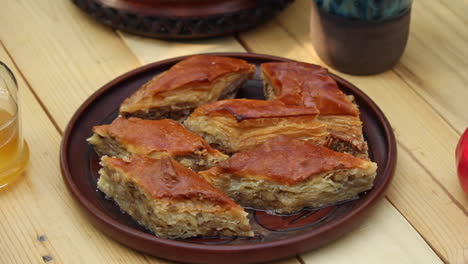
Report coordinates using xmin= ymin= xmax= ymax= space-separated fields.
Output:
xmin=0 ymin=0 xmax=466 ymax=263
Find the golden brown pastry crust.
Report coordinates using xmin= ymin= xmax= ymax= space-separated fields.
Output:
xmin=99 ymin=155 xmax=253 ymax=238
xmin=190 ymin=98 xmax=319 ymax=120
xmin=120 ymin=55 xmax=255 ymax=118
xmin=200 ymin=135 xmax=377 ymax=213
xmin=92 ymin=117 xmax=224 ymax=157
xmin=262 ymin=62 xmax=368 ymax=157
xmin=203 ymin=135 xmax=371 ymax=186
xmin=184 ymin=99 xmax=329 ymax=153
xmin=261 ymin=62 xmax=359 ymax=116
xmin=102 ymin=155 xmax=239 ymax=207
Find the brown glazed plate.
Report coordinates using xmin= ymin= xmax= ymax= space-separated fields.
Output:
xmin=60 ymin=53 xmax=396 ymax=264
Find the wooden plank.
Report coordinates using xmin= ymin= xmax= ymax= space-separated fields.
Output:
xmin=301 ymin=200 xmax=442 ymax=264
xmin=237 ymin=1 xmax=468 ymax=262
xmin=395 ymin=0 xmax=468 ymax=134
xmin=388 ymin=148 xmax=468 ymax=264
xmin=0 ymin=0 xmax=140 ymax=130
xmin=118 ymin=31 xmax=244 ymax=64
xmin=0 ymin=45 xmax=166 ymax=264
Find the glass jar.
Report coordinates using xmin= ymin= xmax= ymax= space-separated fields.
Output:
xmin=0 ymin=62 xmax=29 ymax=189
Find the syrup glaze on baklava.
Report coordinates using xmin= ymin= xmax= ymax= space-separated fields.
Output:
xmin=261 ymin=62 xmax=368 ymax=158
xmin=99 ymin=155 xmax=253 ymax=238
xmin=120 ymin=55 xmax=255 ymax=121
xmin=88 ymin=117 xmax=228 ymax=171
xmin=200 ymin=136 xmax=377 ymax=214
xmin=88 ymin=56 xmax=378 ymax=239
xmin=184 ymin=99 xmax=329 ymax=153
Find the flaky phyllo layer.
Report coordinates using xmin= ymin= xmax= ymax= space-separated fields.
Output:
xmin=88 ymin=56 xmax=379 ymax=239
xmin=120 ymin=55 xmax=255 ymax=121
xmin=98 ymin=155 xmax=253 ymax=238
xmin=199 ymin=136 xmax=377 ymax=214
xmin=184 ymin=99 xmax=329 ymax=153
xmin=88 ymin=118 xmax=228 ymax=171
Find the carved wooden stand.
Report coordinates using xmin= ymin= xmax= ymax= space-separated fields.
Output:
xmin=72 ymin=0 xmax=294 ymax=39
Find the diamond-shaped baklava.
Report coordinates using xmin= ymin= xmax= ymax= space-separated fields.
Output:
xmin=261 ymin=62 xmax=368 ymax=158
xmin=199 ymin=136 xmax=377 ymax=214
xmin=88 ymin=117 xmax=228 ymax=171
xmin=98 ymin=154 xmax=253 ymax=238
xmin=120 ymin=55 xmax=255 ymax=121
xmin=184 ymin=99 xmax=329 ymax=154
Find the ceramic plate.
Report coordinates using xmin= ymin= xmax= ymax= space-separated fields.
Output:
xmin=60 ymin=53 xmax=396 ymax=264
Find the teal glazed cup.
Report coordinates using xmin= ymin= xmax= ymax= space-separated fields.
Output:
xmin=310 ymin=0 xmax=412 ymax=75
xmin=314 ymin=0 xmax=412 ymax=21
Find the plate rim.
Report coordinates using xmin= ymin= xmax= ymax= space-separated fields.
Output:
xmin=60 ymin=52 xmax=397 ymax=260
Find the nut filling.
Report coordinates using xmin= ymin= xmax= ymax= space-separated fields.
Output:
xmin=98 ymin=167 xmax=252 ymax=238
xmin=205 ymin=169 xmax=375 ymax=214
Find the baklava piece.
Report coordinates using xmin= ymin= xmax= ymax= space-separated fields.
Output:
xmin=261 ymin=62 xmax=368 ymax=158
xmin=200 ymin=136 xmax=377 ymax=214
xmin=98 ymin=155 xmax=253 ymax=238
xmin=120 ymin=55 xmax=256 ymax=121
xmin=184 ymin=99 xmax=329 ymax=154
xmin=87 ymin=117 xmax=228 ymax=171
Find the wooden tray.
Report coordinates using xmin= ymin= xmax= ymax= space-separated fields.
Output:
xmin=60 ymin=53 xmax=397 ymax=264
xmin=71 ymin=0 xmax=294 ymax=39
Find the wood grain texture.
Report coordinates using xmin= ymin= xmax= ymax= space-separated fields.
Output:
xmin=395 ymin=0 xmax=468 ymax=135
xmin=0 ymin=0 xmax=140 ymax=130
xmin=236 ymin=0 xmax=468 ymax=262
xmin=301 ymin=200 xmax=442 ymax=264
xmin=118 ymin=31 xmax=244 ymax=64
xmin=389 ymin=149 xmax=468 ymax=264
xmin=0 ymin=45 xmax=167 ymax=264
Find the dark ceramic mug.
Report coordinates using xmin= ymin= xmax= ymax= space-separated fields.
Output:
xmin=310 ymin=0 xmax=412 ymax=75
